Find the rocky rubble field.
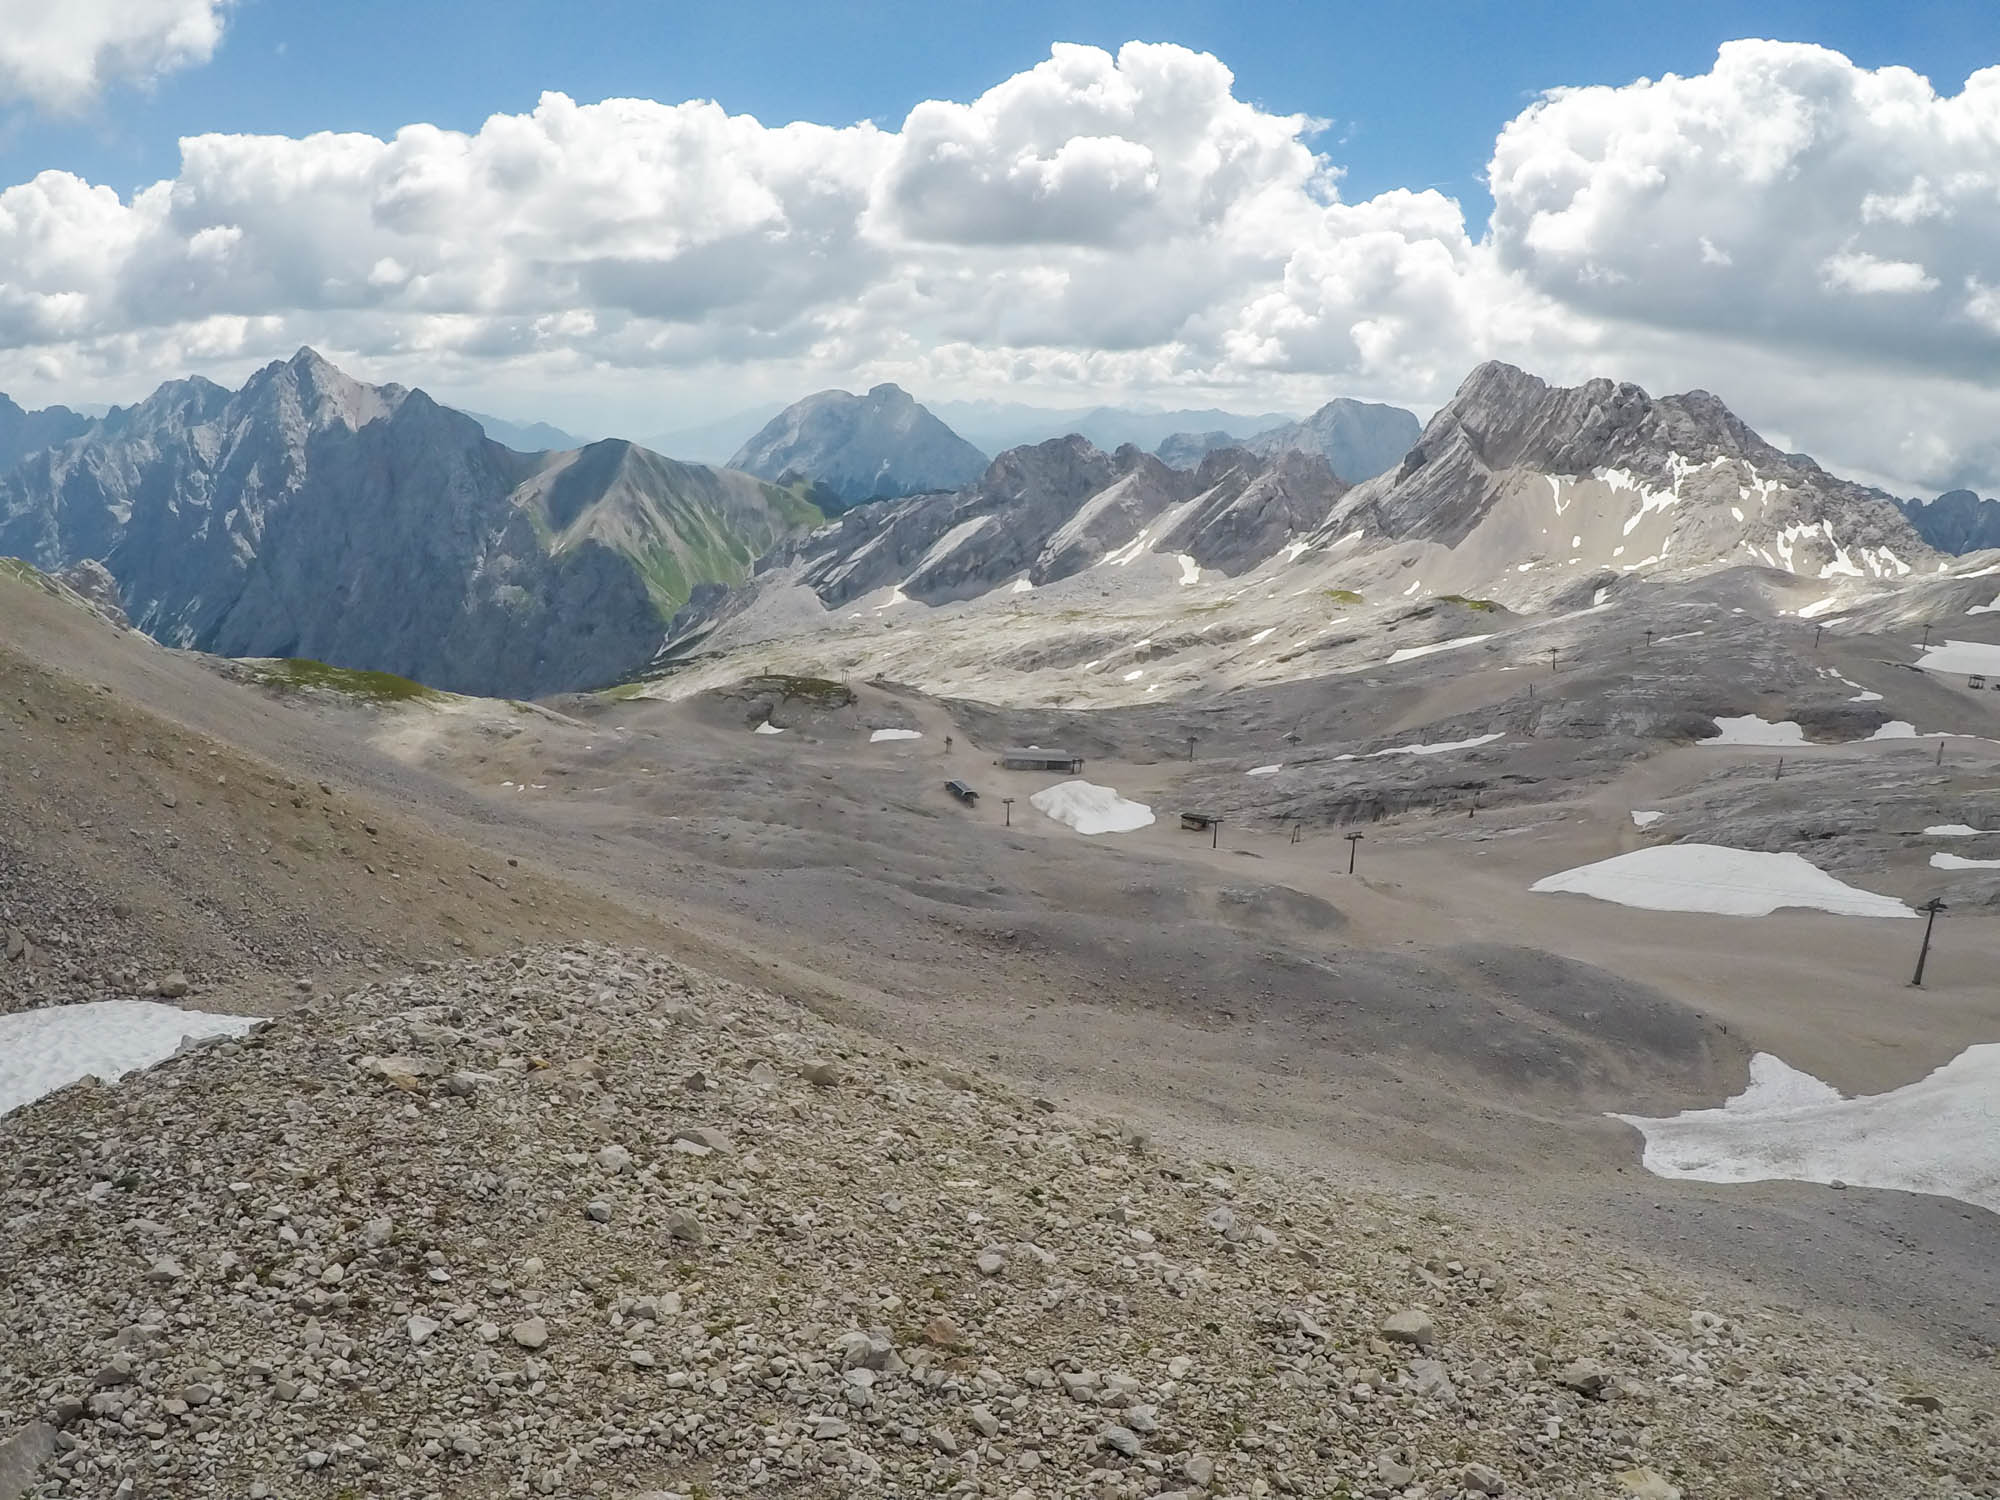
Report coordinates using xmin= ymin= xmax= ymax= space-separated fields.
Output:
xmin=1 ymin=944 xmax=1993 ymax=1500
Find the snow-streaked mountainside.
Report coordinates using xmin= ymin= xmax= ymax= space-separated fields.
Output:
xmin=0 ymin=350 xmax=825 ymax=698
xmin=1900 ymin=489 xmax=2000 ymax=555
xmin=1156 ymin=397 xmax=1422 ymax=483
xmin=728 ymin=383 xmax=988 ymax=505
xmin=659 ymin=361 xmax=1957 ymax=706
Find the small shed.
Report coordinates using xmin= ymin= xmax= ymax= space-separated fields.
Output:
xmin=1001 ymin=747 xmax=1084 ymax=773
xmin=1179 ymin=811 xmax=1217 ymax=831
xmin=945 ymin=779 xmax=979 ymax=805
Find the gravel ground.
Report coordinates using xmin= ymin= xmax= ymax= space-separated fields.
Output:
xmin=1 ymin=944 xmax=1993 ymax=1500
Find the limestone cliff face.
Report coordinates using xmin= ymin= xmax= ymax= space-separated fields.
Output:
xmin=0 ymin=350 xmax=822 ymax=697
xmin=757 ymin=435 xmax=1346 ymax=615
xmin=1318 ymin=362 xmax=1934 ymax=578
xmin=728 ymin=383 xmax=988 ymax=505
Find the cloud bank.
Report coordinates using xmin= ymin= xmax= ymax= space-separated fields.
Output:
xmin=0 ymin=37 xmax=1996 ymax=491
xmin=0 ymin=0 xmax=233 ymax=112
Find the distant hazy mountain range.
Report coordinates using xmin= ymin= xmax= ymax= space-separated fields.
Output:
xmin=0 ymin=350 xmax=825 ymax=697
xmin=0 ymin=351 xmax=1972 ymax=700
xmin=728 ymin=384 xmax=989 ymax=505
xmin=1156 ymin=398 xmax=1422 ymax=483
xmin=460 ymin=409 xmax=590 ymax=453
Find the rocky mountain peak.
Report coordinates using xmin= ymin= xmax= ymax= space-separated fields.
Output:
xmin=728 ymin=383 xmax=987 ymax=505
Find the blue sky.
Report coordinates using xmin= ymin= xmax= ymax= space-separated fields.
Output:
xmin=0 ymin=3 xmax=1997 ymax=491
xmin=10 ymin=0 xmax=1992 ymax=224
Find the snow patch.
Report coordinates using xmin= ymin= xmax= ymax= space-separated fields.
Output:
xmin=1338 ymin=732 xmax=1505 ymax=761
xmin=1613 ymin=1049 xmax=2000 ymax=1213
xmin=1029 ymin=780 xmax=1154 ymax=836
xmin=1531 ymin=844 xmax=1912 ymax=919
xmin=1176 ymin=554 xmax=1201 ymax=586
xmin=1925 ymin=825 xmax=1982 ymax=837
xmin=1631 ymin=810 xmax=1664 ymax=828
xmin=869 ymin=728 xmax=922 ymax=742
xmin=1383 ymin=634 xmax=1492 ymax=666
xmin=753 ymin=721 xmax=786 ymax=735
xmin=1932 ymin=852 xmax=2000 ymax=870
xmin=2 ymin=1001 xmax=260 ymax=1117
xmin=1921 ymin=639 xmax=2000 ymax=677
xmin=1245 ymin=764 xmax=1282 ymax=776
xmin=1011 ymin=576 xmax=1034 ymax=593
xmin=1700 ymin=715 xmax=1805 ymax=746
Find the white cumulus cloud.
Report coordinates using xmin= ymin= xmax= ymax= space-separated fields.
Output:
xmin=0 ymin=0 xmax=233 ymax=112
xmin=0 ymin=37 xmax=1995 ymax=494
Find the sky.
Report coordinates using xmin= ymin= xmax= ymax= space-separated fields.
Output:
xmin=0 ymin=1 xmax=1997 ymax=492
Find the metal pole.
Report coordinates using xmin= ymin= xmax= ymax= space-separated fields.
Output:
xmin=1936 ymin=741 xmax=1945 ymax=768
xmin=1814 ymin=625 xmax=1825 ymax=648
xmin=1774 ymin=756 xmax=1783 ymax=781
xmin=1002 ymin=797 xmax=1013 ymax=827
xmin=1911 ymin=897 xmax=1946 ymax=987
xmin=1187 ymin=735 xmax=1197 ymax=762
xmin=1345 ymin=832 xmax=1363 ymax=874
xmin=1212 ymin=818 xmax=1221 ymax=850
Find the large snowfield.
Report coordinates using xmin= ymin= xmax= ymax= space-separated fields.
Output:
xmin=1615 ymin=1048 xmax=2000 ymax=1214
xmin=0 ymin=1001 xmax=260 ymax=1117
xmin=1029 ymin=779 xmax=1155 ymax=835
xmin=1531 ymin=844 xmax=1914 ymax=918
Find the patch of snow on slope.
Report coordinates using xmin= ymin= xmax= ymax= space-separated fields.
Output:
xmin=1933 ymin=852 xmax=2000 ymax=870
xmin=1926 ymin=825 xmax=1981 ymax=836
xmin=1 ymin=1002 xmax=260 ymax=1117
xmin=1176 ymin=554 xmax=1200 ymax=586
xmin=1336 ymin=732 xmax=1505 ymax=761
xmin=1011 ymin=576 xmax=1034 ymax=592
xmin=1102 ymin=528 xmax=1154 ymax=567
xmin=1122 ymin=669 xmax=1145 ymax=682
xmin=1612 ymin=1048 xmax=2000 ymax=1213
xmin=753 ymin=721 xmax=786 ymax=735
xmin=1701 ymin=715 xmax=1805 ymax=746
xmin=1531 ymin=844 xmax=1912 ymax=919
xmin=1632 ymin=811 xmax=1664 ymax=828
xmin=872 ymin=587 xmax=909 ymax=611
xmin=869 ymin=728 xmax=922 ymax=742
xmin=1249 ymin=627 xmax=1275 ymax=645
xmin=1384 ymin=634 xmax=1492 ymax=666
xmin=1029 ymin=780 xmax=1154 ymax=836
xmin=1246 ymin=764 xmax=1282 ymax=776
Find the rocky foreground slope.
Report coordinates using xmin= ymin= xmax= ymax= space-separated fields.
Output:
xmin=2 ymin=944 xmax=1991 ymax=1500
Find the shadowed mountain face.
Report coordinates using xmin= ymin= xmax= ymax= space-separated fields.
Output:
xmin=1899 ymin=490 xmax=2000 ymax=555
xmin=0 ymin=350 xmax=823 ymax=697
xmin=728 ymin=383 xmax=989 ymax=505
xmin=0 ymin=394 xmax=90 ymax=477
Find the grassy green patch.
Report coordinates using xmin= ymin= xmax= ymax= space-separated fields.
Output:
xmin=748 ymin=673 xmax=854 ymax=707
xmin=0 ymin=556 xmax=47 ymax=586
xmin=1437 ymin=594 xmax=1500 ymax=611
xmin=1322 ymin=588 xmax=1364 ymax=605
xmin=249 ymin=658 xmax=446 ymax=705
